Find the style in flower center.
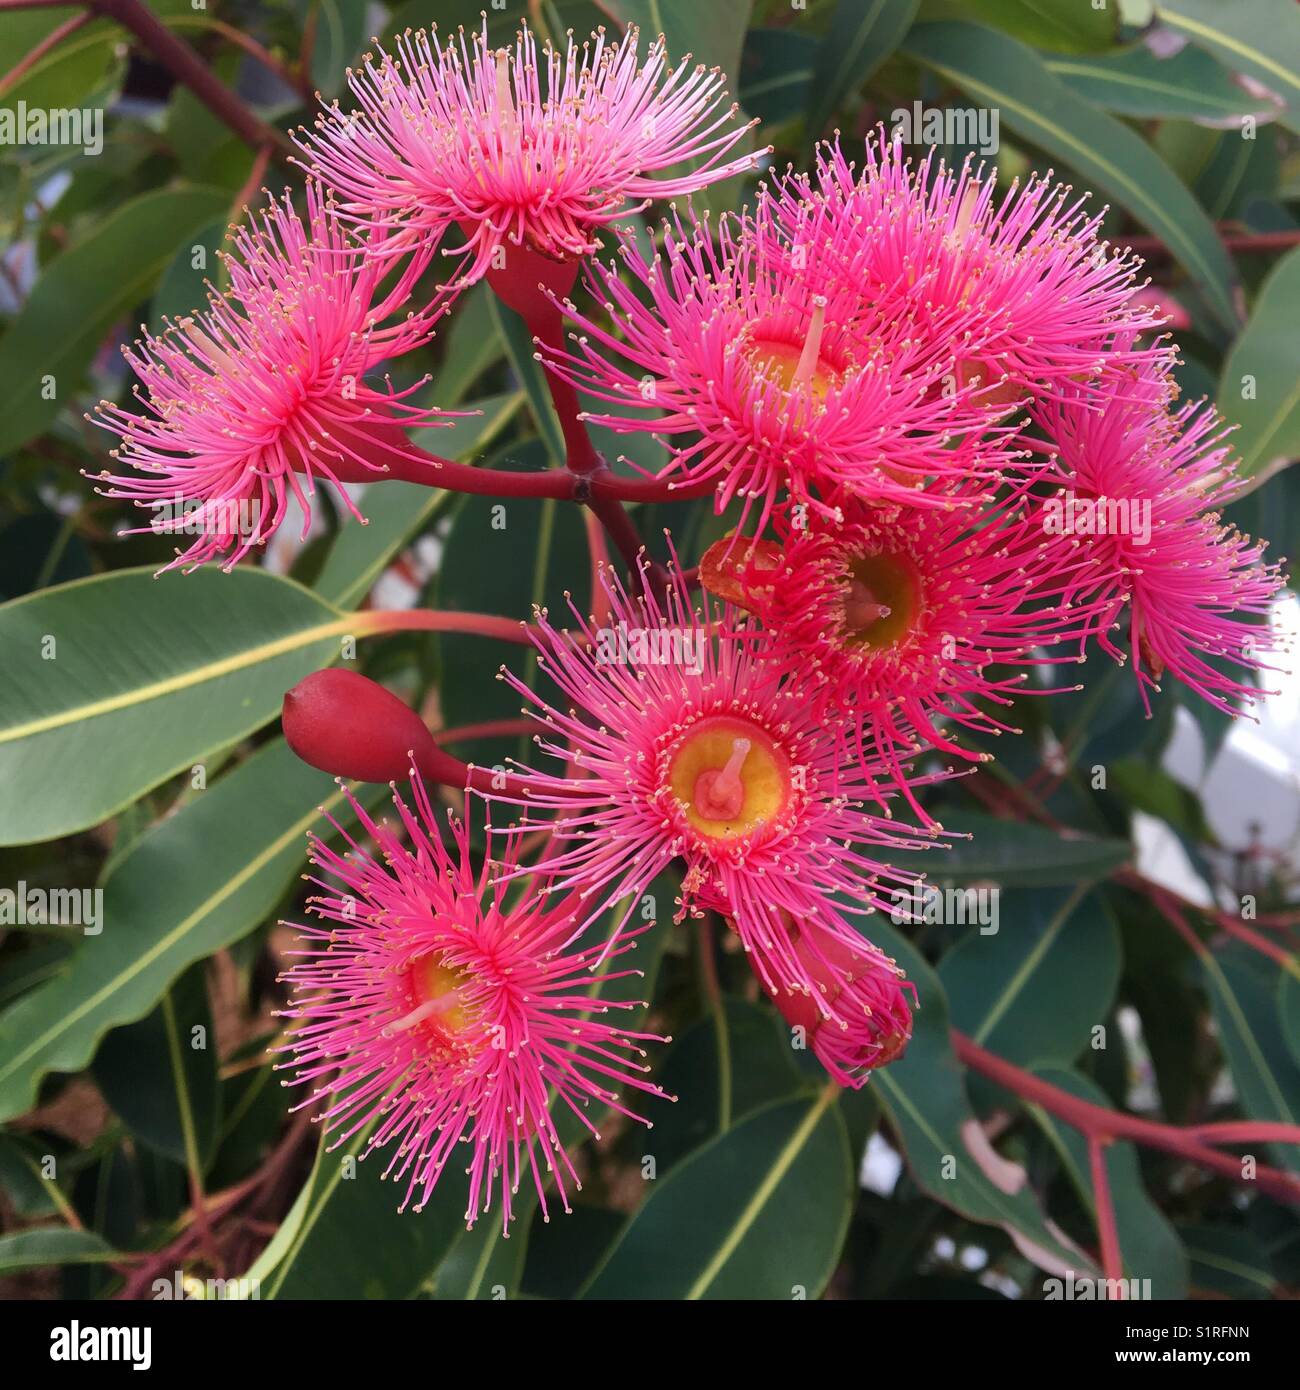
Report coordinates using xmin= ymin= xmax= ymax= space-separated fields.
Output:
xmin=667 ymin=714 xmax=792 ymax=841
xmin=391 ymin=954 xmax=475 ymax=1047
xmin=747 ymin=297 xmax=841 ymax=402
xmin=841 ymin=552 xmax=919 ymax=649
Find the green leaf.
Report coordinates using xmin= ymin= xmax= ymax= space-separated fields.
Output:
xmin=263 ymin=1126 xmax=471 ymax=1299
xmin=1201 ymin=943 xmax=1300 ymax=1173
xmin=489 ymin=298 xmax=567 ymax=466
xmin=916 ymin=0 xmax=1115 ymax=53
xmin=1217 ymin=245 xmax=1300 ymax=485
xmin=739 ymin=28 xmax=817 ymax=130
xmin=0 ymin=186 xmax=229 ymax=454
xmin=0 ymin=566 xmax=346 ymax=845
xmin=435 ymin=468 xmax=589 ymax=768
xmin=312 ymin=393 xmax=525 ymax=609
xmin=1180 ymin=1222 xmax=1277 ymax=1298
xmin=938 ymin=887 xmax=1121 ymax=1067
xmin=1027 ymin=1066 xmax=1189 ymax=1298
xmin=0 ymin=1132 xmax=62 ymax=1218
xmin=91 ymin=963 xmax=219 ymax=1170
xmin=430 ymin=1217 xmax=531 ymax=1300
xmin=650 ymin=997 xmax=809 ymax=1174
xmin=0 ymin=740 xmax=366 ymax=1123
xmin=594 ymin=0 xmax=751 ymax=75
xmin=1280 ymin=970 xmax=1300 ymax=1072
xmin=887 ymin=811 xmax=1130 ymax=887
xmin=0 ymin=1226 xmax=118 ymax=1273
xmin=1156 ymin=0 xmax=1300 ymax=134
xmin=148 ymin=217 xmax=227 ymax=335
xmin=807 ymin=0 xmax=919 ymax=140
xmin=903 ymin=21 xmax=1240 ymax=333
xmin=582 ymin=1088 xmax=853 ymax=1299
xmin=300 ymin=0 xmax=369 ymax=96
xmin=862 ymin=916 xmax=1099 ymax=1275
xmin=1047 ymin=44 xmax=1272 ymax=122
xmin=0 ymin=15 xmax=118 ymax=115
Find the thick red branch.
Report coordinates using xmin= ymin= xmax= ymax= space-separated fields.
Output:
xmin=953 ymin=1030 xmax=1300 ymax=1206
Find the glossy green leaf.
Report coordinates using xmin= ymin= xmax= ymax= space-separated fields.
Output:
xmin=904 ymin=21 xmax=1240 ymax=332
xmin=0 ymin=186 xmax=229 ymax=454
xmin=263 ymin=1128 xmax=470 ymax=1299
xmin=1201 ymin=943 xmax=1300 ymax=1173
xmin=582 ymin=1088 xmax=852 ymax=1299
xmin=0 ymin=740 xmax=366 ymax=1122
xmin=807 ymin=0 xmax=919 ymax=140
xmin=489 ymin=298 xmax=566 ymax=466
xmin=0 ymin=14 xmax=118 ymax=115
xmin=739 ymin=28 xmax=817 ymax=129
xmin=886 ymin=811 xmax=1129 ymax=887
xmin=1280 ymin=970 xmax=1300 ymax=1073
xmin=91 ymin=962 xmax=220 ymax=1170
xmin=1217 ymin=245 xmax=1300 ymax=484
xmin=1047 ymin=44 xmax=1272 ymax=122
xmin=595 ymin=0 xmax=751 ymax=75
xmin=1156 ymin=0 xmax=1300 ymax=134
xmin=916 ymin=0 xmax=1115 ymax=53
xmin=0 ymin=566 xmax=345 ymax=844
xmin=1180 ymin=1222 xmax=1277 ymax=1298
xmin=300 ymin=0 xmax=369 ymax=96
xmin=0 ymin=1226 xmax=118 ymax=1273
xmin=435 ymin=468 xmax=589 ymax=768
xmin=939 ymin=887 xmax=1121 ymax=1067
xmin=650 ymin=997 xmax=809 ymax=1174
xmin=312 ymin=393 xmax=525 ymax=609
xmin=1027 ymin=1067 xmax=1189 ymax=1298
xmin=862 ymin=916 xmax=1099 ymax=1275
xmin=147 ymin=217 xmax=227 ymax=335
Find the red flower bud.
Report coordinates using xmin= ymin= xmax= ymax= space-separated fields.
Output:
xmin=282 ymin=668 xmax=446 ymax=784
xmin=768 ymin=925 xmax=915 ymax=1088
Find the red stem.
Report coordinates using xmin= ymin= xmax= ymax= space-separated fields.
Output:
xmin=1088 ymin=1136 xmax=1125 ymax=1293
xmin=952 ymin=1030 xmax=1300 ymax=1205
xmin=352 ymin=607 xmax=535 ymax=646
xmin=324 ymin=419 xmax=716 ymax=505
xmin=432 ymin=719 xmax=534 ymax=744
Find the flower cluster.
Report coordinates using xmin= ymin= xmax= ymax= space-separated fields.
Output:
xmin=91 ymin=19 xmax=1285 ymax=1228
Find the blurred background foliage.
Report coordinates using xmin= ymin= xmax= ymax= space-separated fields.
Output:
xmin=2 ymin=0 xmax=1300 ymax=1300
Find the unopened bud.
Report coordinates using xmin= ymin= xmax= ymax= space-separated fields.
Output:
xmin=770 ymin=926 xmax=915 ymax=1088
xmin=282 ymin=668 xmax=440 ymax=783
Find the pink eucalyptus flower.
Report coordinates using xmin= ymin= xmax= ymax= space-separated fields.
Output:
xmin=765 ymin=133 xmax=1169 ymax=404
xmin=540 ymin=204 xmax=1022 ymax=530
xmin=485 ymin=561 xmax=949 ymax=1027
xmin=91 ymin=186 xmax=451 ymax=570
xmin=298 ymin=21 xmax=763 ymax=294
xmin=276 ymin=781 xmax=670 ymax=1230
xmin=1035 ymin=352 xmax=1286 ymax=715
xmin=699 ymin=492 xmax=1106 ymax=812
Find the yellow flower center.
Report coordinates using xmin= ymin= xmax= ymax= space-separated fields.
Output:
xmin=667 ymin=714 xmax=791 ymax=841
xmin=747 ymin=297 xmax=841 ymax=402
xmin=391 ymin=955 xmax=474 ymax=1043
